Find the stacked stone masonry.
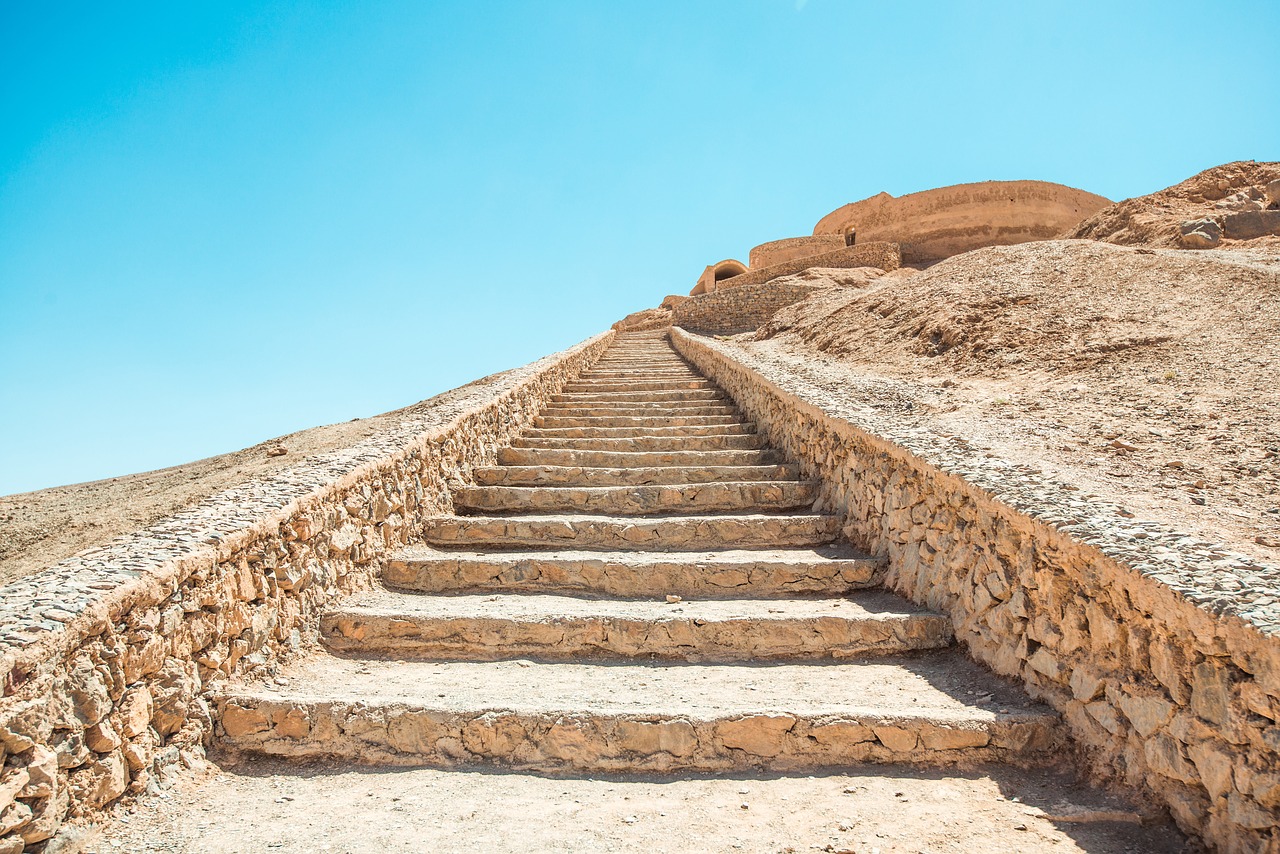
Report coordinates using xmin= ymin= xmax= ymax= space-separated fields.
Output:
xmin=0 ymin=331 xmax=614 ymax=850
xmin=672 ymin=282 xmax=828 ymax=335
xmin=670 ymin=327 xmax=1280 ymax=854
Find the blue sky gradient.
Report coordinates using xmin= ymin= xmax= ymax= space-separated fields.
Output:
xmin=2 ymin=0 xmax=1277 ymax=494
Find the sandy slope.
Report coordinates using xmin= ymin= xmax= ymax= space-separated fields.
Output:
xmin=752 ymin=240 xmax=1280 ymax=563
xmin=0 ymin=371 xmax=512 ymax=585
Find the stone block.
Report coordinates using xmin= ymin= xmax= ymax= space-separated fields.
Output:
xmin=717 ymin=715 xmax=795 ymax=756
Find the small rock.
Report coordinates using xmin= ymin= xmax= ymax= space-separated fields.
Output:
xmin=665 ymin=595 xmax=682 ymax=604
xmin=266 ymin=446 xmax=288 ymax=457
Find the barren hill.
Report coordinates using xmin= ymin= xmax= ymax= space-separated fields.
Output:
xmin=1066 ymin=160 xmax=1280 ymax=247
xmin=751 ymin=239 xmax=1280 ymax=561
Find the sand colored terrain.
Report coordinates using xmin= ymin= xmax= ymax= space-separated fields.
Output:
xmin=0 ymin=371 xmax=513 ymax=586
xmin=751 ymin=240 xmax=1280 ymax=563
xmin=1067 ymin=160 xmax=1280 ymax=248
xmin=88 ymin=759 xmax=1185 ymax=853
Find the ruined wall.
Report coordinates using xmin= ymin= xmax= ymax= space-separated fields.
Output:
xmin=814 ymin=181 xmax=1111 ymax=262
xmin=0 ymin=331 xmax=614 ymax=849
xmin=748 ymin=235 xmax=846 ymax=269
xmin=671 ymin=328 xmax=1280 ymax=854
xmin=671 ymin=282 xmax=825 ymax=335
xmin=713 ymin=242 xmax=900 ymax=291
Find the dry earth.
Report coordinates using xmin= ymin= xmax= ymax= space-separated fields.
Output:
xmin=1066 ymin=160 xmax=1280 ymax=248
xmin=0 ymin=371 xmax=513 ymax=585
xmin=86 ymin=758 xmax=1185 ymax=853
xmin=751 ymin=240 xmax=1280 ymax=564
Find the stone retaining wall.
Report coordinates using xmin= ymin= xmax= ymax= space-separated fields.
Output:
xmin=748 ymin=235 xmax=846 ymax=269
xmin=716 ymin=241 xmax=901 ymax=290
xmin=671 ymin=282 xmax=825 ymax=335
xmin=0 ymin=331 xmax=614 ymax=849
xmin=671 ymin=327 xmax=1280 ymax=854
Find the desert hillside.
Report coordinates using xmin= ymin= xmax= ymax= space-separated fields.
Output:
xmin=0 ymin=370 xmax=514 ymax=585
xmin=1066 ymin=160 xmax=1280 ymax=247
xmin=748 ymin=239 xmax=1280 ymax=561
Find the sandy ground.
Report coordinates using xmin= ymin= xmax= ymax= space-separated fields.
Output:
xmin=752 ymin=240 xmax=1280 ymax=564
xmin=0 ymin=371 xmax=512 ymax=586
xmin=85 ymin=757 xmax=1187 ymax=853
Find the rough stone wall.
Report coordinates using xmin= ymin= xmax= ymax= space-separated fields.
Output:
xmin=713 ymin=242 xmax=901 ymax=292
xmin=671 ymin=328 xmax=1280 ymax=854
xmin=748 ymin=235 xmax=846 ymax=269
xmin=671 ymin=282 xmax=826 ymax=335
xmin=813 ymin=181 xmax=1111 ymax=262
xmin=0 ymin=331 xmax=613 ymax=849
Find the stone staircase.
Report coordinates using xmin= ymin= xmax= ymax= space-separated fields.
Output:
xmin=215 ymin=330 xmax=1061 ymax=774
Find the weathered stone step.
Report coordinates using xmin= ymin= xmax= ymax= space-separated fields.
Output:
xmin=215 ymin=655 xmax=1061 ymax=772
xmin=472 ymin=463 xmax=803 ymax=487
xmin=320 ymin=590 xmax=952 ymax=662
xmin=452 ymin=481 xmax=817 ymax=516
xmin=563 ymin=379 xmax=714 ymax=393
xmin=590 ymin=360 xmax=690 ymax=368
xmin=421 ymin=513 xmax=839 ymax=550
xmin=538 ymin=403 xmax=739 ymax=418
xmin=384 ymin=545 xmax=881 ymax=596
xmin=551 ymin=389 xmax=728 ymax=404
xmin=419 ymin=512 xmax=840 ymax=550
xmin=509 ymin=434 xmax=764 ymax=452
xmin=534 ymin=414 xmax=744 ymax=429
xmin=496 ymin=447 xmax=780 ymax=468
xmin=525 ymin=423 xmax=755 ymax=439
xmin=578 ymin=368 xmax=700 ymax=378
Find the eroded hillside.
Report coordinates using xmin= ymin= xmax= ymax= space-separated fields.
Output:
xmin=750 ymin=240 xmax=1280 ymax=562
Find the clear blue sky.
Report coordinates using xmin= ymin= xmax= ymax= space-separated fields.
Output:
xmin=2 ymin=1 xmax=1276 ymax=495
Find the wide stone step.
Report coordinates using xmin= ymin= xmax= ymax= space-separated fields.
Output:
xmin=510 ymin=434 xmax=764 ymax=452
xmin=534 ymin=414 xmax=744 ymax=429
xmin=384 ymin=545 xmax=882 ymax=596
xmin=538 ymin=403 xmax=739 ymax=418
xmin=320 ymin=590 xmax=952 ymax=662
xmin=525 ymin=423 xmax=755 ymax=439
xmin=452 ymin=481 xmax=817 ymax=516
xmin=563 ymin=379 xmax=714 ymax=393
xmin=215 ymin=655 xmax=1061 ymax=773
xmin=472 ymin=463 xmax=803 ymax=487
xmin=420 ymin=513 xmax=840 ymax=550
xmin=578 ymin=369 xmax=701 ymax=379
xmin=551 ymin=389 xmax=728 ymax=404
xmin=496 ymin=447 xmax=780 ymax=468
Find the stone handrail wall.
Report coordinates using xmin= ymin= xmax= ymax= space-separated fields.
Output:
xmin=670 ymin=327 xmax=1280 ymax=852
xmin=0 ymin=331 xmax=614 ymax=849
xmin=715 ymin=241 xmax=901 ymax=291
xmin=671 ymin=282 xmax=825 ymax=335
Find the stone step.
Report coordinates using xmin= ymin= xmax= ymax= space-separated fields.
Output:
xmin=590 ymin=360 xmax=691 ymax=368
xmin=472 ymin=464 xmax=803 ymax=487
xmin=384 ymin=545 xmax=882 ymax=596
xmin=509 ymin=434 xmax=765 ymax=452
xmin=551 ymin=389 xmax=728 ymax=404
xmin=562 ymin=379 xmax=714 ymax=393
xmin=578 ymin=369 xmax=700 ymax=378
xmin=320 ymin=590 xmax=953 ymax=662
xmin=451 ymin=481 xmax=817 ymax=516
xmin=538 ymin=403 xmax=739 ymax=418
xmin=533 ymin=414 xmax=744 ymax=429
xmin=420 ymin=513 xmax=839 ymax=551
xmin=496 ymin=447 xmax=781 ymax=468
xmin=215 ymin=655 xmax=1061 ymax=773
xmin=524 ymin=423 xmax=756 ymax=439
